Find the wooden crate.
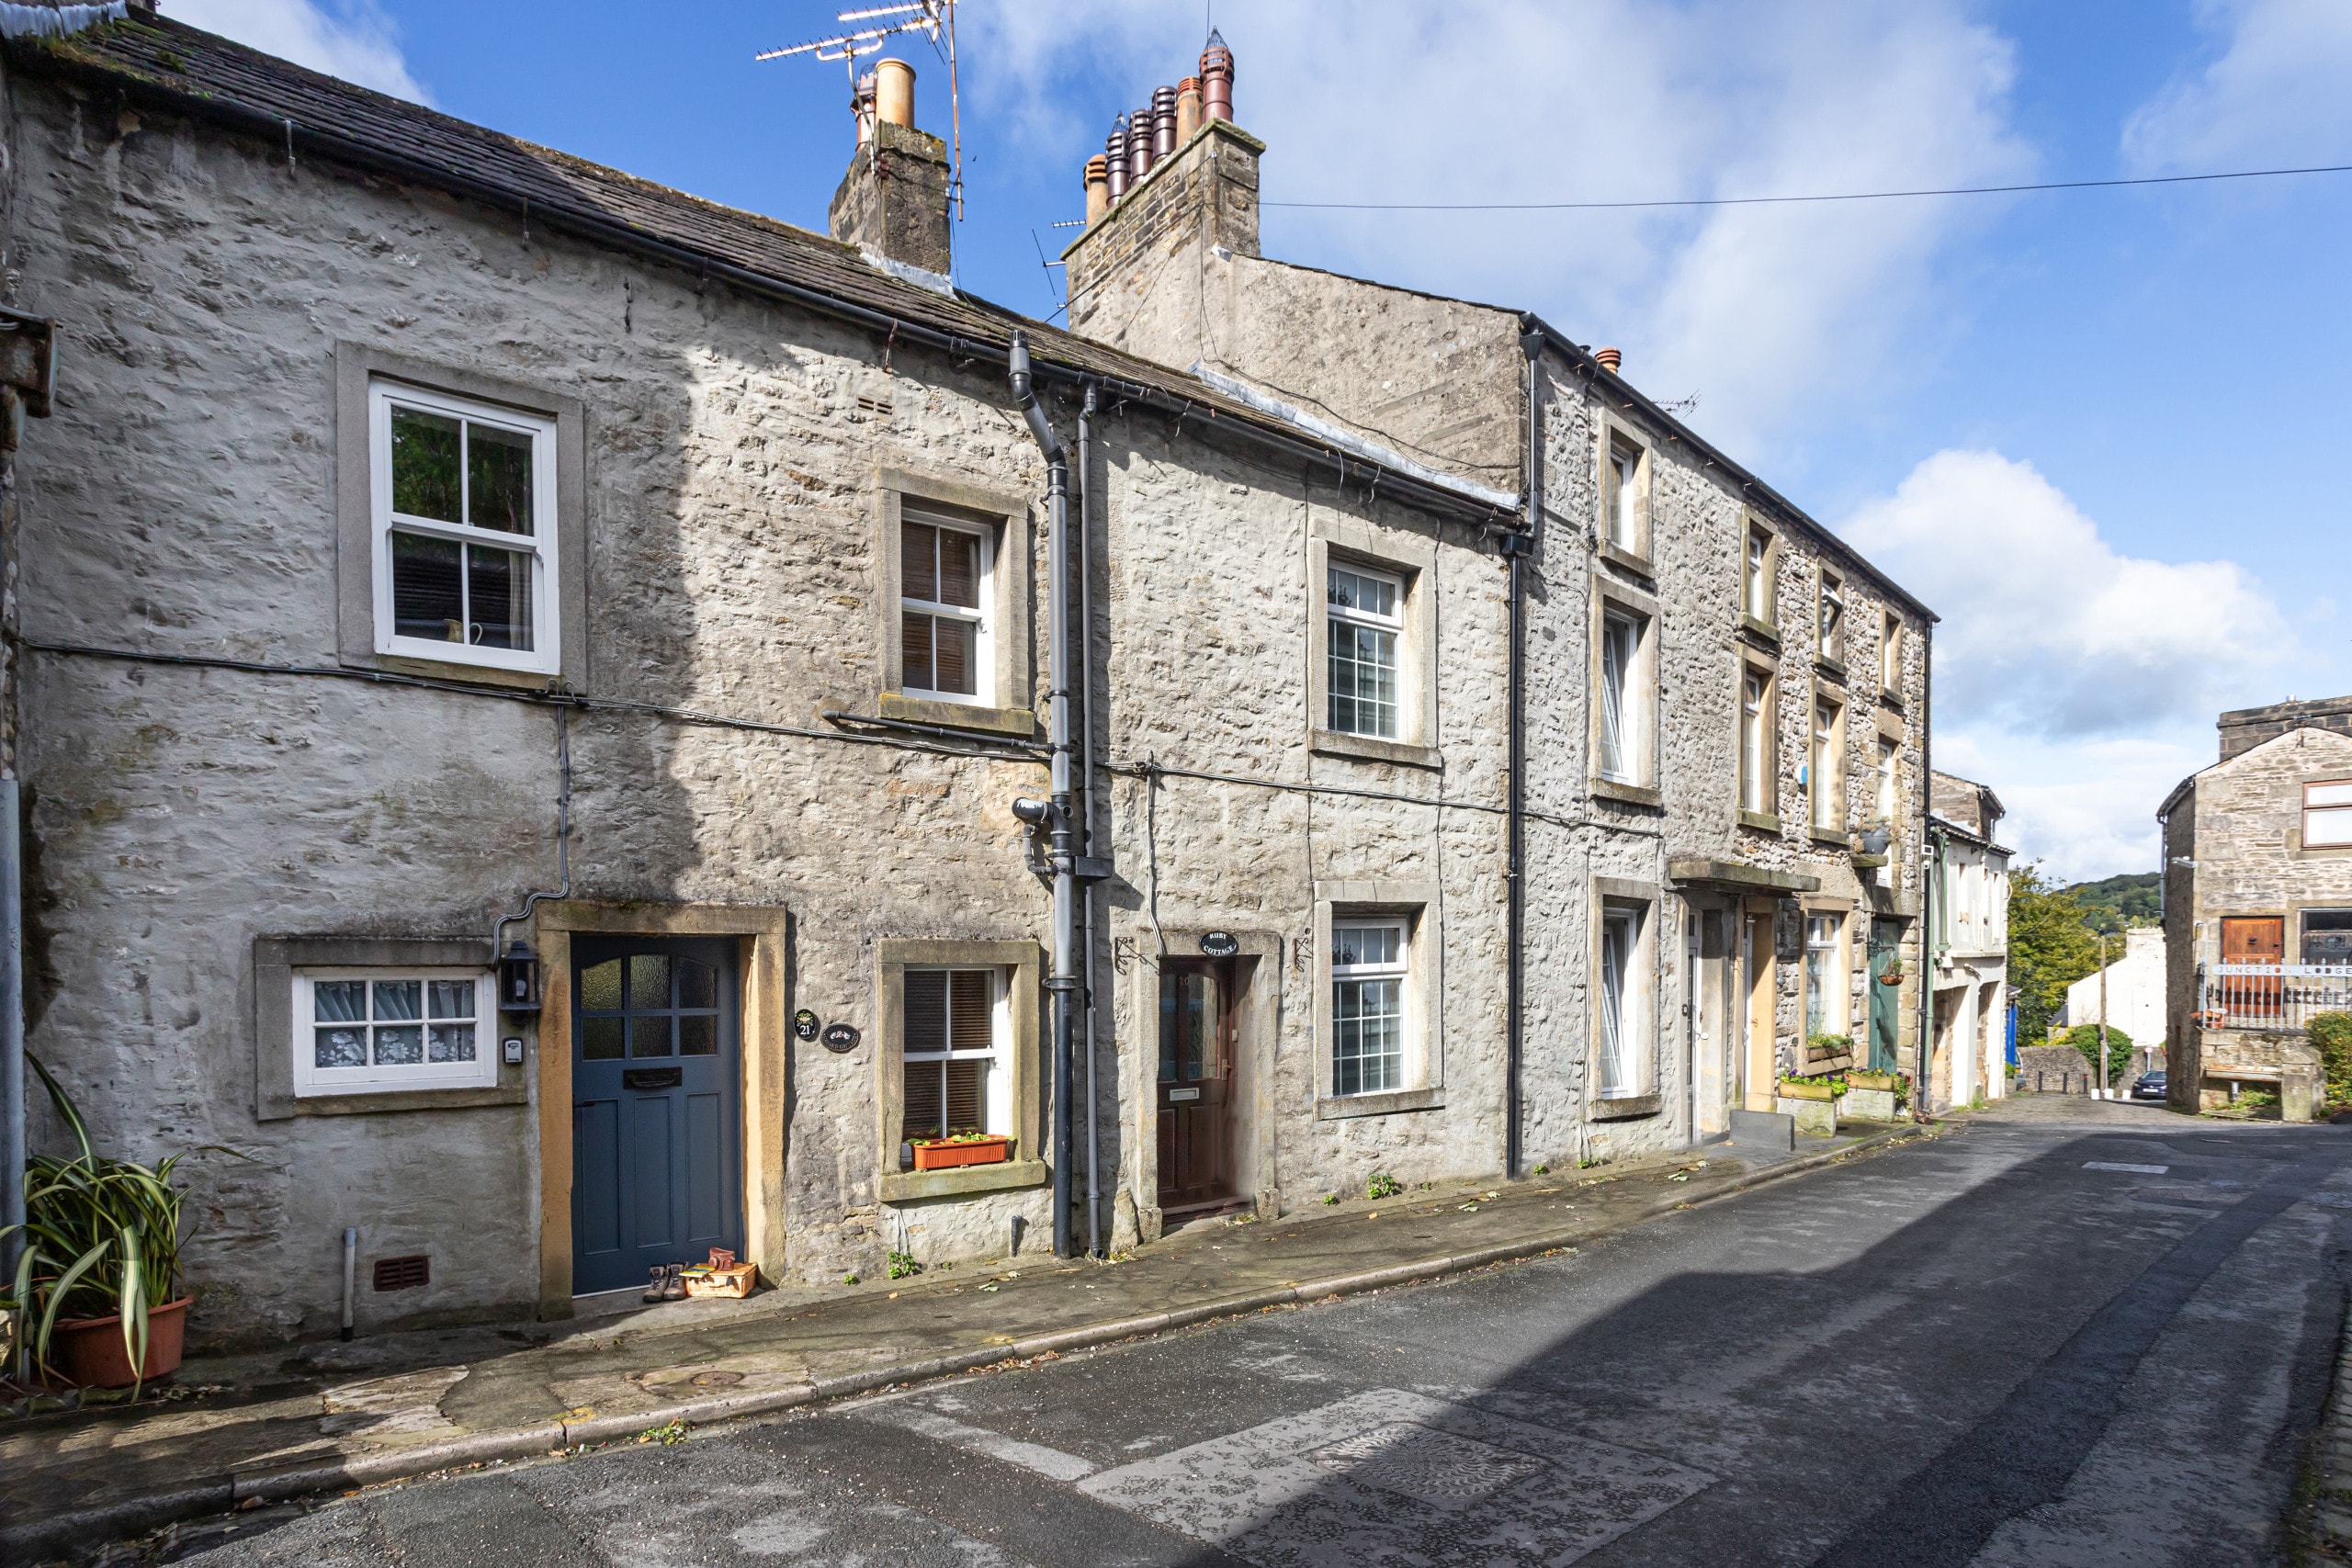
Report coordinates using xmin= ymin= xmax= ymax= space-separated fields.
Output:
xmin=682 ymin=1262 xmax=756 ymax=1299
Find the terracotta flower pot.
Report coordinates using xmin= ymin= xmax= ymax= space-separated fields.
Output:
xmin=911 ymin=1136 xmax=1012 ymax=1171
xmin=53 ymin=1297 xmax=191 ymax=1389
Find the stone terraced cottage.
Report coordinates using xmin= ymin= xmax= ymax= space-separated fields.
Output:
xmin=0 ymin=9 xmax=1938 ymax=1348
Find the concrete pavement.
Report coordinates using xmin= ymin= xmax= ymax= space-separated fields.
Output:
xmin=50 ymin=1099 xmax=2352 ymax=1567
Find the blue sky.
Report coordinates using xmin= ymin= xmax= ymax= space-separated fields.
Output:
xmin=174 ymin=0 xmax=2352 ymax=883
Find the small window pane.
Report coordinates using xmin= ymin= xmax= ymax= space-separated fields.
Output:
xmin=630 ymin=1016 xmax=673 ymax=1057
xmin=933 ymin=617 xmax=978 ymax=696
xmin=1329 ymin=567 xmax=1397 ymax=621
xmin=314 ymin=980 xmax=367 ymax=1023
xmin=937 ymin=528 xmax=980 ymax=609
xmin=466 ymin=545 xmax=534 ymax=652
xmin=391 ymin=531 xmax=464 ymax=643
xmin=373 ymin=980 xmax=423 ymax=1021
xmin=628 ymin=954 xmax=672 ymax=1011
xmin=374 ymin=1024 xmax=424 ymax=1066
xmin=582 ymin=1017 xmax=625 ymax=1060
xmin=944 ymin=1058 xmax=987 ymax=1132
xmin=678 ymin=1015 xmax=718 ymax=1056
xmin=905 ymin=972 xmax=947 ymax=1055
xmin=1329 ymin=622 xmax=1398 ymax=739
xmin=901 ymin=522 xmax=938 ymax=603
xmin=901 ymin=611 xmax=935 ymax=692
xmin=315 ymin=1026 xmax=368 ymax=1069
xmin=466 ymin=422 xmax=535 ymax=536
xmin=1332 ymin=976 xmax=1402 ymax=1095
xmin=2309 ymin=783 xmax=2352 ymax=808
xmin=581 ymin=960 xmax=623 ymax=1013
xmin=427 ymin=979 xmax=475 ymax=1020
xmin=677 ymin=959 xmax=716 ymax=1010
xmin=903 ymin=1058 xmax=944 ymax=1141
xmin=428 ymin=1023 xmax=477 ymax=1063
xmin=2308 ymin=807 xmax=2352 ymax=848
xmin=1332 ymin=925 xmax=1400 ymax=968
xmin=949 ymin=971 xmax=991 ymax=1049
xmin=390 ymin=407 xmax=461 ymax=522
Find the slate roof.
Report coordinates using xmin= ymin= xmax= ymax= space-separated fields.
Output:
xmin=6 ymin=13 xmax=1514 ymax=522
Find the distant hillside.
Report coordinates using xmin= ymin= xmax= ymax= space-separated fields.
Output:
xmin=2065 ymin=872 xmax=2161 ymax=932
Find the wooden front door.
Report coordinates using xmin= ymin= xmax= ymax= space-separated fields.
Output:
xmin=571 ymin=937 xmax=743 ymax=1296
xmin=1158 ymin=961 xmax=1234 ymax=1211
xmin=2220 ymin=917 xmax=2286 ymax=1023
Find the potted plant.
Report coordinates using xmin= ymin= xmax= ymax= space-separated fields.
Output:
xmin=1804 ymin=1032 xmax=1856 ymax=1072
xmin=3 ymin=1057 xmax=245 ymax=1393
xmin=909 ymin=1131 xmax=1013 ymax=1171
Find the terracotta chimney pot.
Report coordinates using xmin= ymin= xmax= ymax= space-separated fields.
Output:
xmin=1176 ymin=77 xmax=1202 ymax=141
xmin=874 ymin=58 xmax=916 ymax=129
xmin=1127 ymin=105 xmax=1155 ymax=179
xmin=1084 ymin=155 xmax=1110 ymax=225
xmin=1595 ymin=346 xmax=1623 ymax=373
xmin=1200 ymin=30 xmax=1234 ymax=122
xmin=1105 ymin=118 xmax=1130 ymax=200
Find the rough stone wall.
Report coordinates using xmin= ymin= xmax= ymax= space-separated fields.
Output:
xmin=1 ymin=74 xmax=1521 ymax=1344
xmin=2187 ymin=728 xmax=2352 ymax=972
xmin=2164 ymin=795 xmax=2200 ymax=1107
xmin=827 ymin=120 xmax=952 ymax=277
xmin=2219 ymin=695 xmax=2352 ymax=762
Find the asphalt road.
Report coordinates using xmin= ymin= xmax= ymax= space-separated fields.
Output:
xmin=165 ymin=1103 xmax=2352 ymax=1567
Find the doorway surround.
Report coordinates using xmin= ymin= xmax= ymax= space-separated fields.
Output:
xmin=532 ymin=899 xmax=791 ymax=1320
xmin=1125 ymin=928 xmax=1283 ymax=1244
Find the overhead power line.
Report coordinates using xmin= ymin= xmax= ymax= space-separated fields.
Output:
xmin=1261 ymin=161 xmax=2352 ymax=212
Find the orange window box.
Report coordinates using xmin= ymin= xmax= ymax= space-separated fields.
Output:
xmin=911 ymin=1135 xmax=1012 ymax=1170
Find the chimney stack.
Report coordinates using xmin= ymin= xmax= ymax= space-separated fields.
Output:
xmin=829 ymin=56 xmax=953 ymax=280
xmin=1084 ymin=156 xmax=1110 ymax=225
xmin=1176 ymin=77 xmax=1203 ymax=141
xmin=1200 ymin=30 xmax=1234 ymax=122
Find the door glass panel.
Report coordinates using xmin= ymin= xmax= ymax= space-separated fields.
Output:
xmin=582 ymin=1017 xmax=624 ymax=1060
xmin=629 ymin=1016 xmax=673 ymax=1057
xmin=677 ymin=959 xmax=716 ymax=1010
xmin=1159 ymin=970 xmax=1220 ymax=1083
xmin=628 ymin=954 xmax=672 ymax=1010
xmin=581 ymin=959 xmax=623 ymax=1012
xmin=678 ymin=1015 xmax=717 ymax=1056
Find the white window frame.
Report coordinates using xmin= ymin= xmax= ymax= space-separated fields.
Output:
xmin=1804 ymin=913 xmax=1845 ymax=1039
xmin=1744 ymin=526 xmax=1774 ymax=622
xmin=1740 ymin=666 xmax=1772 ymax=816
xmin=1875 ymin=735 xmax=1899 ymax=825
xmin=1811 ymin=699 xmax=1843 ymax=831
xmin=899 ymin=510 xmax=997 ymax=707
xmin=1819 ymin=572 xmax=1845 ymax=665
xmin=368 ymin=381 xmax=560 ymax=676
xmin=1603 ymin=432 xmax=1647 ymax=554
xmin=899 ymin=964 xmax=1012 ymax=1141
xmin=1599 ymin=611 xmax=1638 ymax=783
xmin=1881 ymin=612 xmax=1903 ymax=693
xmin=1327 ymin=563 xmax=1408 ymax=741
xmin=2305 ymin=781 xmax=2352 ymax=849
xmin=1330 ymin=919 xmax=1409 ymax=1097
xmin=292 ymin=968 xmax=496 ymax=1097
xmin=1597 ymin=908 xmax=1638 ymax=1097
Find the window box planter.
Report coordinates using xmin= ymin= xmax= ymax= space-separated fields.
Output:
xmin=910 ymin=1134 xmax=1013 ymax=1171
xmin=54 ymin=1297 xmax=192 ymax=1389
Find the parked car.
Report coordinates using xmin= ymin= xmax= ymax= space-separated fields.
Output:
xmin=2130 ymin=1071 xmax=2168 ymax=1101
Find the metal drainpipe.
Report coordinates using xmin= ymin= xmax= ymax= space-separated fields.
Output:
xmin=0 ymin=778 xmax=21 ymax=1301
xmin=1914 ymin=625 xmax=1934 ymax=1122
xmin=1010 ymin=333 xmax=1079 ymax=1258
xmin=1077 ymin=379 xmax=1102 ymax=1258
xmin=1504 ymin=333 xmax=1540 ymax=1179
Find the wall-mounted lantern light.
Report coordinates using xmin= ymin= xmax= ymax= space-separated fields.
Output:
xmin=499 ymin=939 xmax=543 ymax=1014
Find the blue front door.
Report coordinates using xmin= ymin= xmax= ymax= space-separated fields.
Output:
xmin=571 ymin=936 xmax=743 ymax=1295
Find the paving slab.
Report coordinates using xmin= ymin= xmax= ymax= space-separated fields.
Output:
xmin=0 ymin=1122 xmax=1922 ymax=1562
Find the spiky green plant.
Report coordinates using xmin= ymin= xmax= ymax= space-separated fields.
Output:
xmin=3 ymin=1056 xmax=246 ymax=1394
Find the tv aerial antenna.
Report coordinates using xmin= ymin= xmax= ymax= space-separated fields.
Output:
xmin=758 ymin=2 xmax=966 ymax=218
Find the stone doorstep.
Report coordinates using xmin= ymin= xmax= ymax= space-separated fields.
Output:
xmin=0 ymin=1123 xmax=1927 ymax=1562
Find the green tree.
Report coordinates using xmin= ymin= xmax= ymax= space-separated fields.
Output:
xmin=2065 ymin=872 xmax=2161 ymax=935
xmin=2060 ymin=1023 xmax=2134 ymax=1087
xmin=2007 ymin=862 xmax=2103 ymax=1043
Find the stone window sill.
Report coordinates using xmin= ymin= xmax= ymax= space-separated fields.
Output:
xmin=1590 ymin=1093 xmax=1662 ymax=1122
xmin=878 ymin=692 xmax=1037 ymax=739
xmin=1316 ymin=1087 xmax=1444 ymax=1121
xmin=1590 ymin=777 xmax=1663 ymax=809
xmin=1598 ymin=541 xmax=1656 ymax=581
xmin=1739 ymin=809 xmax=1783 ymax=835
xmin=878 ymin=1158 xmax=1049 ymax=1203
xmin=1816 ymin=656 xmax=1847 ymax=686
xmin=1738 ymin=615 xmax=1781 ymax=652
xmin=289 ymin=1083 xmax=528 ymax=1117
xmin=1879 ymin=688 xmax=1905 ymax=713
xmin=1311 ymin=729 xmax=1442 ymax=771
xmin=1811 ymin=827 xmax=1851 ymax=849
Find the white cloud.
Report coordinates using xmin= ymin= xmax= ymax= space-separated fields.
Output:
xmin=2122 ymin=0 xmax=2352 ymax=174
xmin=959 ymin=0 xmax=2030 ymax=463
xmin=1842 ymin=450 xmax=2290 ymax=881
xmin=166 ymin=0 xmax=429 ymax=104
xmin=1842 ymin=448 xmax=2287 ymax=739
